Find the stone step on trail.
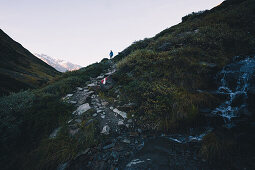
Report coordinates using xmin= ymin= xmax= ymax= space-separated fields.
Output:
xmin=73 ymin=103 xmax=91 ymax=115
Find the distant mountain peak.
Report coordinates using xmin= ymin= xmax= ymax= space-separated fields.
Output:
xmin=35 ymin=54 xmax=82 ymax=72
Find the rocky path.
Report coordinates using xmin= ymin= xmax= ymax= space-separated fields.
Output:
xmin=55 ymin=64 xmax=146 ymax=170
xmin=54 ymin=63 xmax=211 ymax=170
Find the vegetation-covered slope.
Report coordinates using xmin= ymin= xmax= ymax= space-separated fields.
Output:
xmin=0 ymin=29 xmax=60 ymax=96
xmin=107 ymin=0 xmax=255 ymax=130
xmin=1 ymin=0 xmax=255 ymax=169
xmin=0 ymin=59 xmax=111 ymax=170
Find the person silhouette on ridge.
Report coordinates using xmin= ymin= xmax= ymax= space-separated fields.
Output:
xmin=109 ymin=50 xmax=113 ymax=59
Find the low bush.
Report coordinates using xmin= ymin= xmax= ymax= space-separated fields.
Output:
xmin=28 ymin=120 xmax=98 ymax=170
xmin=0 ymin=60 xmax=110 ymax=169
xmin=200 ymin=130 xmax=238 ymax=165
xmin=182 ymin=10 xmax=208 ymax=22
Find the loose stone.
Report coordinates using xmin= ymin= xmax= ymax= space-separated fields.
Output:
xmin=101 ymin=125 xmax=110 ymax=135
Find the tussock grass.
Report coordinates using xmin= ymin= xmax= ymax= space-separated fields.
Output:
xmin=28 ymin=121 xmax=98 ymax=170
xmin=0 ymin=60 xmax=111 ymax=169
xmin=200 ymin=130 xmax=238 ymax=165
xmin=110 ymin=0 xmax=255 ymax=132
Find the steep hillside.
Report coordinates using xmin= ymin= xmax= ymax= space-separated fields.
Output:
xmin=35 ymin=53 xmax=82 ymax=72
xmin=0 ymin=59 xmax=111 ymax=170
xmin=109 ymin=0 xmax=255 ymax=130
xmin=0 ymin=30 xmax=60 ymax=96
xmin=1 ymin=0 xmax=255 ymax=169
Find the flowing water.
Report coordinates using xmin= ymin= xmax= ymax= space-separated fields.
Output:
xmin=124 ymin=56 xmax=255 ymax=169
xmin=212 ymin=56 xmax=255 ymax=127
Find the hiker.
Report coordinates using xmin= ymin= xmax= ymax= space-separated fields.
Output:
xmin=109 ymin=50 xmax=113 ymax=59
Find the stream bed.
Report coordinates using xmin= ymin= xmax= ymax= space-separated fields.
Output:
xmin=121 ymin=56 xmax=255 ymax=169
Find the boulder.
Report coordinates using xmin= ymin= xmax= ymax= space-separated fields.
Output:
xmin=118 ymin=120 xmax=124 ymax=126
xmin=69 ymin=101 xmax=77 ymax=104
xmin=88 ymin=83 xmax=97 ymax=87
xmin=194 ymin=29 xmax=199 ymax=33
xmin=101 ymin=125 xmax=110 ymax=135
xmin=77 ymin=87 xmax=83 ymax=91
xmin=84 ymin=89 xmax=89 ymax=92
xmin=113 ymin=108 xmax=127 ymax=119
xmin=75 ymin=103 xmax=91 ymax=115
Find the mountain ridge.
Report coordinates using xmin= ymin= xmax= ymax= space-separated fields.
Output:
xmin=35 ymin=53 xmax=82 ymax=72
xmin=0 ymin=29 xmax=60 ymax=96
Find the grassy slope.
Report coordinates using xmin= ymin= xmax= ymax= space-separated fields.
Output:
xmin=1 ymin=0 xmax=255 ymax=169
xmin=107 ymin=0 xmax=255 ymax=131
xmin=0 ymin=59 xmax=111 ymax=170
xmin=0 ymin=29 xmax=60 ymax=96
xmin=107 ymin=0 xmax=255 ymax=166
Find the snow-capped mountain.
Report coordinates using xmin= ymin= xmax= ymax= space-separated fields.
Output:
xmin=35 ymin=53 xmax=82 ymax=72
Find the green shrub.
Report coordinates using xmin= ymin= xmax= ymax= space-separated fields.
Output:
xmin=39 ymin=76 xmax=84 ymax=96
xmin=182 ymin=10 xmax=208 ymax=22
xmin=0 ymin=91 xmax=74 ymax=170
xmin=200 ymin=130 xmax=238 ymax=164
xmin=29 ymin=120 xmax=98 ymax=170
xmin=113 ymin=38 xmax=151 ymax=62
xmin=0 ymin=90 xmax=35 ymax=169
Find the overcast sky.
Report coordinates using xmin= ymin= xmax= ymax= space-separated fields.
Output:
xmin=0 ymin=0 xmax=223 ymax=66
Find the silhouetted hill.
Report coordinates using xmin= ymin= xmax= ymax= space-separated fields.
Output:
xmin=0 ymin=29 xmax=60 ymax=95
